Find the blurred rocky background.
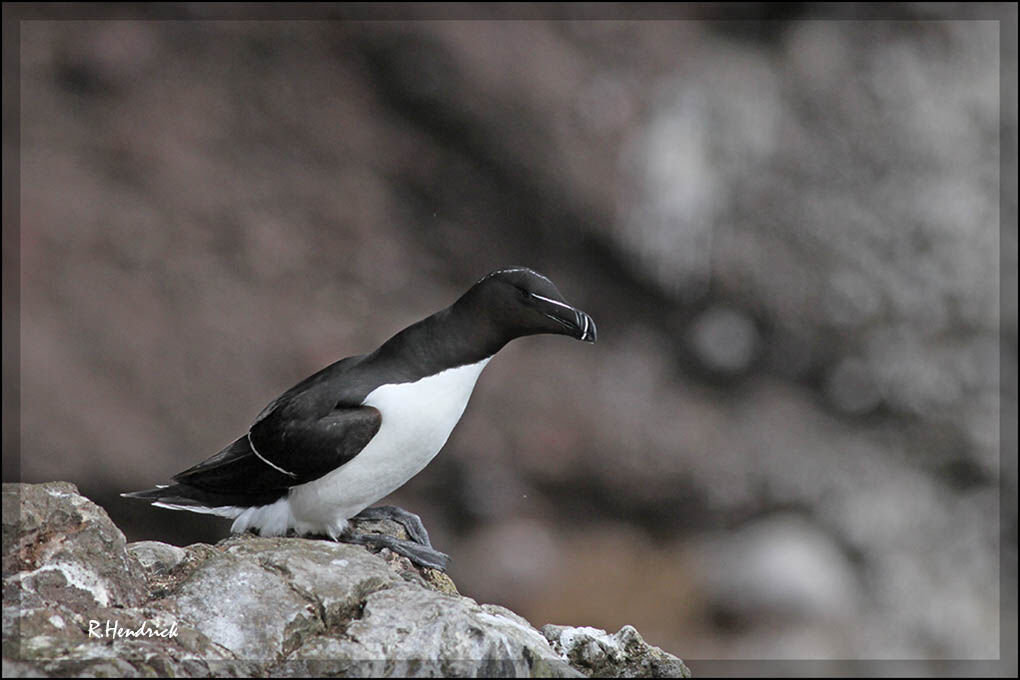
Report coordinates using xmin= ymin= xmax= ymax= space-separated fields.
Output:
xmin=6 ymin=3 xmax=1016 ymax=673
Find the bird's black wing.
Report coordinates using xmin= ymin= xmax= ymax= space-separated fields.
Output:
xmin=246 ymin=405 xmax=382 ymax=482
xmin=154 ymin=405 xmax=381 ymax=506
xmin=125 ymin=353 xmax=382 ymax=508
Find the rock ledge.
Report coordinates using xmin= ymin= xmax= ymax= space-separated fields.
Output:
xmin=2 ymin=482 xmax=690 ymax=678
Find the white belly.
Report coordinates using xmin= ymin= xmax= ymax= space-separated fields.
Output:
xmin=268 ymin=357 xmax=491 ymax=537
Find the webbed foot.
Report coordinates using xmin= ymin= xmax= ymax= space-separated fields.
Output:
xmin=343 ymin=532 xmax=450 ymax=571
xmin=353 ymin=505 xmax=434 ymax=548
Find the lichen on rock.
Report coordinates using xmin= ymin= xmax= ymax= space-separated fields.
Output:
xmin=3 ymin=482 xmax=691 ymax=677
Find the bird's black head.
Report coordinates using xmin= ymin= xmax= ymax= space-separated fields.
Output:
xmin=456 ymin=267 xmax=597 ymax=345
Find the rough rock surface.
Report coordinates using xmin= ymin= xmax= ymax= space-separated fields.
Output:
xmin=2 ymin=482 xmax=690 ymax=677
xmin=543 ymin=625 xmax=690 ymax=678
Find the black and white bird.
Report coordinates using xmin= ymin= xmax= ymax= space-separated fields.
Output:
xmin=124 ymin=267 xmax=595 ymax=570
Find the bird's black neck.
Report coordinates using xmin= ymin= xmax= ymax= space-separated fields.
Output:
xmin=369 ymin=297 xmax=511 ymax=380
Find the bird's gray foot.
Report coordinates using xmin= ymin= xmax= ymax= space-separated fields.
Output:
xmin=353 ymin=505 xmax=433 ymax=548
xmin=344 ymin=532 xmax=450 ymax=571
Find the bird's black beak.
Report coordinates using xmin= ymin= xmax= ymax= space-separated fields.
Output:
xmin=530 ymin=294 xmax=597 ymax=343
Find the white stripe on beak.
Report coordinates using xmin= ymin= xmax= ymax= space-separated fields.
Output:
xmin=529 ymin=293 xmax=575 ymax=312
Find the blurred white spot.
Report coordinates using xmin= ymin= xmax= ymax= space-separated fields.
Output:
xmin=618 ymin=88 xmax=717 ymax=295
xmin=689 ymin=307 xmax=758 ymax=374
xmin=698 ymin=515 xmax=859 ymax=622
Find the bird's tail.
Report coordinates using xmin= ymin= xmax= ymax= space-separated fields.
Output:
xmin=121 ymin=484 xmax=245 ymax=519
xmin=122 ymin=435 xmax=285 ymax=520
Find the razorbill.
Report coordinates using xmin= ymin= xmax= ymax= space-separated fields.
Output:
xmin=124 ymin=267 xmax=596 ymax=569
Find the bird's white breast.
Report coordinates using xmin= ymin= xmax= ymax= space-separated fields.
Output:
xmin=285 ymin=358 xmax=491 ymax=533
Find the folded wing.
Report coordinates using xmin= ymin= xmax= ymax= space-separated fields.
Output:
xmin=124 ymin=405 xmax=382 ymax=509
